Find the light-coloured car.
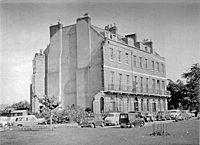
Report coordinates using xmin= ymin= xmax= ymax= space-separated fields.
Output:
xmin=197 ymin=112 xmax=200 ymax=119
xmin=105 ymin=112 xmax=120 ymax=126
xmin=182 ymin=110 xmax=192 ymax=119
xmin=13 ymin=115 xmax=45 ymax=127
xmin=0 ymin=117 xmax=9 ymax=127
xmin=169 ymin=109 xmax=181 ymax=120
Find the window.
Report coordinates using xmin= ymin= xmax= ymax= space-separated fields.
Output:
xmin=161 ymin=63 xmax=165 ymax=73
xmin=146 ymin=78 xmax=149 ymax=92
xmin=145 ymin=59 xmax=148 ymax=69
xmin=119 ymin=73 xmax=122 ymax=90
xmin=145 ymin=47 xmax=148 ymax=51
xmin=110 ymin=48 xmax=114 ymax=60
xmin=162 ymin=81 xmax=165 ymax=90
xmin=147 ymin=99 xmax=149 ymax=111
xmin=152 ymin=61 xmax=154 ymax=71
xmin=139 ymin=57 xmax=142 ymax=68
xmin=118 ymin=50 xmax=121 ymax=62
xmin=133 ymin=55 xmax=136 ymax=67
xmin=158 ymin=99 xmax=161 ymax=111
xmin=141 ymin=99 xmax=143 ymax=111
xmin=157 ymin=80 xmax=160 ymax=90
xmin=152 ymin=79 xmax=155 ymax=91
xmin=157 ymin=62 xmax=159 ymax=72
xmin=126 ymin=75 xmax=129 ymax=91
xmin=140 ymin=77 xmax=143 ymax=92
xmin=163 ymin=99 xmax=166 ymax=111
xmin=111 ymin=71 xmax=114 ymax=89
xmin=133 ymin=76 xmax=137 ymax=92
xmin=125 ymin=52 xmax=129 ymax=64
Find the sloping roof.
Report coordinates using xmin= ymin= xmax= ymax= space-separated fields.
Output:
xmin=11 ymin=110 xmax=28 ymax=113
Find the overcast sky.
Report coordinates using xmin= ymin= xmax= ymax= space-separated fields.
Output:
xmin=0 ymin=0 xmax=199 ymax=104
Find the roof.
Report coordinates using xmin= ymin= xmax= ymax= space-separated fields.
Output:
xmin=11 ymin=110 xmax=28 ymax=113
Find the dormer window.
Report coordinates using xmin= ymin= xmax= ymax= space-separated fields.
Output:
xmin=145 ymin=46 xmax=148 ymax=52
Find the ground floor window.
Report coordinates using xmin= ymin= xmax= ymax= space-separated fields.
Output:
xmin=152 ymin=99 xmax=156 ymax=112
xmin=100 ymin=97 xmax=104 ymax=113
xmin=141 ymin=99 xmax=143 ymax=111
xmin=163 ymin=98 xmax=166 ymax=111
xmin=147 ymin=99 xmax=149 ymax=111
xmin=134 ymin=97 xmax=138 ymax=111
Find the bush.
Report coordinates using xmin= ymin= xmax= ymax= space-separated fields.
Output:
xmin=34 ymin=105 xmax=88 ymax=124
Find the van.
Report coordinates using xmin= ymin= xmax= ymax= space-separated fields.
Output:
xmin=105 ymin=112 xmax=120 ymax=126
xmin=119 ymin=112 xmax=145 ymax=128
xmin=12 ymin=115 xmax=45 ymax=127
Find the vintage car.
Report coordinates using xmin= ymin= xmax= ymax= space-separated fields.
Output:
xmin=12 ymin=115 xmax=45 ymax=127
xmin=105 ymin=112 xmax=120 ymax=126
xmin=119 ymin=112 xmax=145 ymax=128
xmin=169 ymin=109 xmax=181 ymax=120
xmin=0 ymin=117 xmax=9 ymax=127
xmin=181 ymin=110 xmax=191 ymax=120
xmin=156 ymin=111 xmax=167 ymax=121
xmin=80 ymin=115 xmax=104 ymax=128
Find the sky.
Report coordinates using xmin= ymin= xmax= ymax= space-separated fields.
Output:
xmin=0 ymin=0 xmax=200 ymax=104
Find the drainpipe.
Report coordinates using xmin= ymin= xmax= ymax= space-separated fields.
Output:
xmin=58 ymin=24 xmax=63 ymax=109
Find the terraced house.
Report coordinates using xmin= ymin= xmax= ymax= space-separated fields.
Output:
xmin=43 ymin=14 xmax=170 ymax=114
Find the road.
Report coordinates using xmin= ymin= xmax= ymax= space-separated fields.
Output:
xmin=1 ymin=119 xmax=199 ymax=145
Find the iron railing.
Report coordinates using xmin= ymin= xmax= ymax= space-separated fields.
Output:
xmin=106 ymin=84 xmax=170 ymax=96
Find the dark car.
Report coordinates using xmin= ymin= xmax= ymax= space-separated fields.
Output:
xmin=156 ymin=111 xmax=167 ymax=121
xmin=119 ymin=112 xmax=145 ymax=128
xmin=143 ymin=113 xmax=154 ymax=122
xmin=80 ymin=115 xmax=104 ymax=128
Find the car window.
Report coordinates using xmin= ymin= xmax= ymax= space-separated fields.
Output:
xmin=171 ymin=111 xmax=178 ymax=113
xmin=108 ymin=114 xmax=115 ymax=117
xmin=120 ymin=114 xmax=128 ymax=118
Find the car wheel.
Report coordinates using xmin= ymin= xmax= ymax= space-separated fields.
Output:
xmin=101 ymin=123 xmax=104 ymax=127
xmin=91 ymin=123 xmax=95 ymax=128
xmin=140 ymin=122 xmax=144 ymax=127
xmin=17 ymin=124 xmax=23 ymax=127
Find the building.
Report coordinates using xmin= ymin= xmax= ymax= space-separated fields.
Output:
xmin=31 ymin=50 xmax=45 ymax=113
xmin=10 ymin=110 xmax=28 ymax=117
xmin=44 ymin=14 xmax=170 ymax=114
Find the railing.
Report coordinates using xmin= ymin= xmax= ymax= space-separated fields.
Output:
xmin=106 ymin=84 xmax=170 ymax=96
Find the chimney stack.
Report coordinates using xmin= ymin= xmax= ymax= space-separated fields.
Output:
xmin=49 ymin=21 xmax=62 ymax=38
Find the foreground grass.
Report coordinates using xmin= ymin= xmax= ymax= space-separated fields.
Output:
xmin=0 ymin=119 xmax=199 ymax=145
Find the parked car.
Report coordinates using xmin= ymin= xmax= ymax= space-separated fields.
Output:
xmin=156 ymin=111 xmax=167 ymax=121
xmin=169 ymin=109 xmax=181 ymax=120
xmin=181 ymin=110 xmax=191 ymax=120
xmin=142 ymin=113 xmax=154 ymax=122
xmin=105 ymin=112 xmax=120 ymax=126
xmin=165 ymin=111 xmax=172 ymax=120
xmin=80 ymin=115 xmax=104 ymax=128
xmin=12 ymin=115 xmax=46 ymax=127
xmin=119 ymin=112 xmax=145 ymax=128
xmin=0 ymin=117 xmax=9 ymax=127
xmin=197 ymin=112 xmax=200 ymax=119
xmin=191 ymin=110 xmax=197 ymax=117
xmin=175 ymin=113 xmax=184 ymax=121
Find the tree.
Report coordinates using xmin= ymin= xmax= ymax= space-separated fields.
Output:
xmin=11 ymin=101 xmax=30 ymax=110
xmin=167 ymin=63 xmax=200 ymax=110
xmin=182 ymin=63 xmax=200 ymax=110
xmin=167 ymin=79 xmax=187 ymax=109
xmin=33 ymin=95 xmax=60 ymax=130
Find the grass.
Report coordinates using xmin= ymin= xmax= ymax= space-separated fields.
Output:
xmin=0 ymin=119 xmax=199 ymax=145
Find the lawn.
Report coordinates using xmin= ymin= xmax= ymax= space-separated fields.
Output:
xmin=0 ymin=119 xmax=199 ymax=145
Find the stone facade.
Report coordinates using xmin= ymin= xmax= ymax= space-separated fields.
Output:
xmin=43 ymin=14 xmax=170 ymax=113
xmin=31 ymin=50 xmax=45 ymax=113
